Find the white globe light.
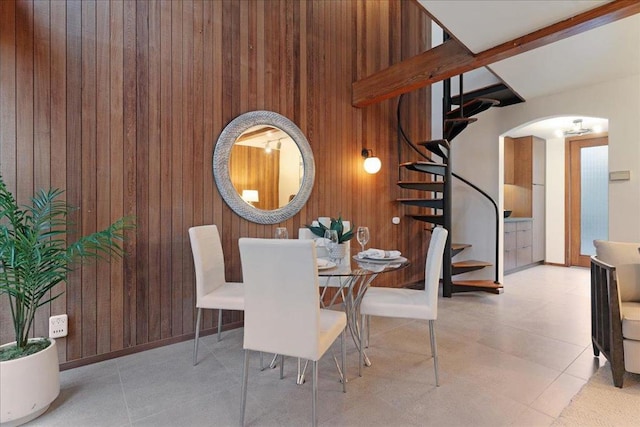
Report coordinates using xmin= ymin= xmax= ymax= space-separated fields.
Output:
xmin=363 ymin=156 xmax=381 ymax=174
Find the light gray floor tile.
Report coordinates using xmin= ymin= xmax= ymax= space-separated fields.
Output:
xmin=530 ymin=373 xmax=587 ymax=418
xmin=33 ymin=371 xmax=130 ymax=427
xmin=32 ymin=265 xmax=602 ymax=427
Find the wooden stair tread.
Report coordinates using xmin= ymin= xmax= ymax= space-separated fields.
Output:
xmin=417 ymin=138 xmax=448 ymax=147
xmin=452 ymin=260 xmax=492 ymax=268
xmin=397 ymin=181 xmax=444 ymax=191
xmin=400 ymin=161 xmax=445 ymax=167
xmin=409 ymin=214 xmax=444 ymax=225
xmin=397 ymin=198 xmax=444 ymax=209
xmin=444 ymin=117 xmax=478 ymax=124
xmin=453 ymin=280 xmax=503 ymax=289
xmin=451 ymin=243 xmax=471 ymax=251
xmin=401 ymin=161 xmax=447 ymax=176
xmin=446 ymin=98 xmax=499 ymax=119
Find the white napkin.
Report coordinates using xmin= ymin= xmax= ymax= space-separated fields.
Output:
xmin=359 ymin=248 xmax=401 ymax=259
xmin=317 ymin=258 xmax=330 ymax=267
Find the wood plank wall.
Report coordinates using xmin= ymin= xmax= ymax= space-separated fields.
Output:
xmin=0 ymin=0 xmax=431 ymax=365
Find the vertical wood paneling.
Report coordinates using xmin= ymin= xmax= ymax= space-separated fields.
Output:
xmin=0 ymin=0 xmax=17 ymax=347
xmin=81 ymin=0 xmax=98 ymax=357
xmin=49 ymin=0 xmax=68 ymax=362
xmin=159 ymin=0 xmax=172 ymax=338
xmin=32 ymin=0 xmax=51 ymax=339
xmin=15 ymin=0 xmax=34 ymax=205
xmin=181 ymin=0 xmax=194 ymax=334
xmin=109 ymin=0 xmax=125 ymax=351
xmin=0 ymin=0 xmax=432 ymax=364
xmin=65 ymin=0 xmax=82 ymax=361
xmin=147 ymin=0 xmax=162 ymax=343
xmin=95 ymin=0 xmax=111 ymax=355
xmin=122 ymin=0 xmax=137 ymax=348
xmin=135 ymin=0 xmax=149 ymax=345
xmin=170 ymin=0 xmax=183 ymax=337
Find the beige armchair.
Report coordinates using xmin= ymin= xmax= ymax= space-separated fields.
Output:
xmin=591 ymin=240 xmax=640 ymax=387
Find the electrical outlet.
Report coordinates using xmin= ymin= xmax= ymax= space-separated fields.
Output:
xmin=49 ymin=314 xmax=68 ymax=338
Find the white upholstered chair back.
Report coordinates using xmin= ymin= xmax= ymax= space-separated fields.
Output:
xmin=189 ymin=225 xmax=227 ymax=306
xmin=239 ymin=238 xmax=322 ymax=360
xmin=424 ymin=226 xmax=449 ymax=318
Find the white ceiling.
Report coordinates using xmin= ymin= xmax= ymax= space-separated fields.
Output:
xmin=418 ymin=0 xmax=640 ymax=138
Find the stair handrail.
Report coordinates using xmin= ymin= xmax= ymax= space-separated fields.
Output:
xmin=450 ymin=171 xmax=500 ymax=284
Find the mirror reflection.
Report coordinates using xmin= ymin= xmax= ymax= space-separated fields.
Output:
xmin=230 ymin=125 xmax=303 ymax=211
xmin=213 ymin=110 xmax=315 ymax=225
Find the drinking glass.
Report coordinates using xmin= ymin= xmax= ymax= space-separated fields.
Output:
xmin=324 ymin=229 xmax=339 ymax=261
xmin=357 ymin=226 xmax=370 ymax=253
xmin=275 ymin=227 xmax=288 ymax=239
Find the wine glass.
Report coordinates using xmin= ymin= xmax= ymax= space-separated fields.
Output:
xmin=357 ymin=226 xmax=370 ymax=254
xmin=324 ymin=229 xmax=339 ymax=262
xmin=274 ymin=227 xmax=288 ymax=239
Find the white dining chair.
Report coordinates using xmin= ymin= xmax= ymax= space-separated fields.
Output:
xmin=188 ymin=225 xmax=244 ymax=366
xmin=359 ymin=226 xmax=448 ymax=386
xmin=238 ymin=238 xmax=347 ymax=427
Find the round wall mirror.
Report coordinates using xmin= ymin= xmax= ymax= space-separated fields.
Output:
xmin=213 ymin=111 xmax=315 ymax=224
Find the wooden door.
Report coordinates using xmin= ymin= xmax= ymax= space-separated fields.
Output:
xmin=567 ymin=135 xmax=608 ymax=267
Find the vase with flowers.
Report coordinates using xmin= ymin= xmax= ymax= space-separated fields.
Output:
xmin=306 ymin=215 xmax=354 ymax=260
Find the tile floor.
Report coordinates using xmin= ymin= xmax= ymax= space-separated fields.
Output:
xmin=32 ymin=265 xmax=606 ymax=426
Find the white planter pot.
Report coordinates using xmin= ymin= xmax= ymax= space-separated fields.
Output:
xmin=0 ymin=338 xmax=60 ymax=427
xmin=329 ymin=243 xmax=347 ymax=260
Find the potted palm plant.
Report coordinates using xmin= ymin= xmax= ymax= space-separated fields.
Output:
xmin=0 ymin=175 xmax=133 ymax=426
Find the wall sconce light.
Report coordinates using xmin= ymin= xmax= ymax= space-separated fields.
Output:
xmin=242 ymin=189 xmax=259 ymax=205
xmin=362 ymin=148 xmax=381 ymax=174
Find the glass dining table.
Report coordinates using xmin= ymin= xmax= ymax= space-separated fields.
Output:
xmin=292 ymin=254 xmax=410 ymax=384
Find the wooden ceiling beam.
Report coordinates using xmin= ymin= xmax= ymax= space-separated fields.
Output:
xmin=352 ymin=0 xmax=640 ymax=107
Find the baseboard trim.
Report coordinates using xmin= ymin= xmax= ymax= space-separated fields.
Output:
xmin=59 ymin=320 xmax=244 ymax=371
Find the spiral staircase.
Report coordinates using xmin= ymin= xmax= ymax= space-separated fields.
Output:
xmin=397 ymin=76 xmax=520 ymax=297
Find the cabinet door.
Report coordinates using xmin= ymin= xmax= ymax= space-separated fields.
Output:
xmin=504 ymin=137 xmax=515 ymax=184
xmin=516 ymin=246 xmax=533 ymax=267
xmin=505 ymin=249 xmax=516 ymax=271
xmin=533 ymin=137 xmax=546 ymax=185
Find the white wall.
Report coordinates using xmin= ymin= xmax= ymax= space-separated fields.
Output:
xmin=545 ymin=137 xmax=565 ymax=264
xmin=451 ymin=73 xmax=640 ymax=281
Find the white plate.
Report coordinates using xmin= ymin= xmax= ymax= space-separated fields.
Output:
xmin=353 ymin=255 xmax=407 ymax=264
xmin=317 ymin=260 xmax=337 ymax=270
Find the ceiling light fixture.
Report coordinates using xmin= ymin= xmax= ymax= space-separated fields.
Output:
xmin=562 ymin=119 xmax=593 ymax=137
xmin=361 ymin=148 xmax=381 ymax=174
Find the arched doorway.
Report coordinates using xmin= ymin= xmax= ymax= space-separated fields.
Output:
xmin=503 ymin=115 xmax=609 ymax=269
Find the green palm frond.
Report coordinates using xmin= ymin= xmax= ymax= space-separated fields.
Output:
xmin=0 ymin=175 xmax=134 ymax=355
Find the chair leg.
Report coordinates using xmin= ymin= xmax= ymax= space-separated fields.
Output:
xmin=193 ymin=308 xmax=202 ymax=366
xmin=429 ymin=319 xmax=440 ymax=387
xmin=240 ymin=350 xmax=250 ymax=426
xmin=341 ymin=328 xmax=347 ymax=392
xmin=217 ymin=310 xmax=223 ymax=342
xmin=366 ymin=315 xmax=370 ymax=348
xmin=280 ymin=354 xmax=285 ymax=380
xmin=359 ymin=314 xmax=365 ymax=377
xmin=312 ymin=360 xmax=318 ymax=427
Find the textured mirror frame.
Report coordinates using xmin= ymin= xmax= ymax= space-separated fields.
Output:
xmin=213 ymin=110 xmax=315 ymax=224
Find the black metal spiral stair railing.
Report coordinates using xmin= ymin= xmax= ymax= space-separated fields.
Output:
xmin=396 ymin=74 xmax=503 ymax=297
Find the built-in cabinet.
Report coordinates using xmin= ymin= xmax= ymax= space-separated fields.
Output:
xmin=504 ymin=219 xmax=534 ymax=271
xmin=504 ymin=135 xmax=545 ymax=273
